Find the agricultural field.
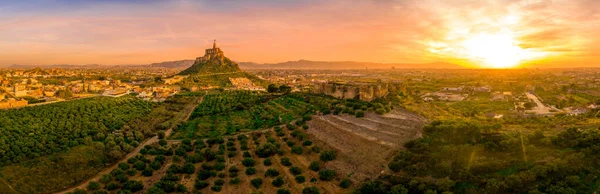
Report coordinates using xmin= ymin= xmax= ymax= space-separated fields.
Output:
xmin=0 ymin=94 xmax=204 ymax=194
xmin=171 ymin=91 xmax=381 ymax=139
xmin=65 ymin=105 xmax=426 ymax=194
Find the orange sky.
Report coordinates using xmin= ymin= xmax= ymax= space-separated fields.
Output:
xmin=0 ymin=0 xmax=599 ymax=68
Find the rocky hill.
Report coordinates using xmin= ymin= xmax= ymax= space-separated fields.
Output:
xmin=178 ymin=41 xmax=242 ymax=75
xmin=177 ymin=41 xmax=266 ymax=88
xmin=178 ymin=57 xmax=241 ymax=75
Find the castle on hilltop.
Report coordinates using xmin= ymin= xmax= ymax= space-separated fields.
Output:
xmin=196 ymin=40 xmax=225 ymax=63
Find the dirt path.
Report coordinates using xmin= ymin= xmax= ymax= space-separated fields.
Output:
xmin=55 ymin=96 xmax=202 ymax=194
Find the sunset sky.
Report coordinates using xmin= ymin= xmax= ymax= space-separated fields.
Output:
xmin=1 ymin=0 xmax=599 ymax=68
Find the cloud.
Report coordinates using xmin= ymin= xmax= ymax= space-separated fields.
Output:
xmin=0 ymin=0 xmax=598 ymax=67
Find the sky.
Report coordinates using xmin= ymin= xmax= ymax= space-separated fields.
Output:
xmin=0 ymin=0 xmax=599 ymax=68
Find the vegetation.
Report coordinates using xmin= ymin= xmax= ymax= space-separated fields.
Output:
xmin=172 ymin=91 xmax=383 ymax=139
xmin=0 ymin=96 xmax=152 ymax=165
xmin=356 ymin=120 xmax=600 ymax=193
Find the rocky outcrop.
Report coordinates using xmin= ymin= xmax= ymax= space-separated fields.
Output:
xmin=313 ymin=82 xmax=394 ymax=101
xmin=178 ymin=40 xmax=241 ymax=75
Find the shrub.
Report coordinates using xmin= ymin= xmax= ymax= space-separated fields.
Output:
xmin=320 ymin=150 xmax=336 ymax=162
xmin=302 ymin=140 xmax=313 ymax=146
xmin=227 ymin=151 xmax=236 ymax=158
xmin=356 ymin=111 xmax=365 ymax=118
xmin=167 ymin=164 xmax=181 ymax=174
xmin=242 ymin=158 xmax=256 ymax=167
xmin=291 ymin=146 xmax=303 ymax=155
xmin=115 ymin=173 xmax=128 ymax=183
xmin=277 ymin=131 xmax=286 ymax=136
xmin=229 ymin=166 xmax=239 ymax=173
xmin=255 ymin=143 xmax=278 ymax=157
xmin=175 ymin=183 xmax=187 ymax=193
xmin=245 ymin=167 xmax=257 ymax=175
xmin=142 ymin=167 xmax=153 ymax=177
xmin=197 ymin=170 xmax=212 ymax=180
xmin=302 ymin=186 xmax=320 ymax=194
xmin=277 ymin=188 xmax=292 ymax=194
xmin=126 ymin=169 xmax=137 ymax=176
xmin=309 ymin=161 xmax=321 ymax=171
xmin=116 ymin=190 xmax=132 ymax=194
xmin=263 ymin=158 xmax=272 ymax=166
xmin=183 ymin=163 xmax=196 ymax=174
xmin=122 ymin=180 xmax=144 ymax=192
xmin=204 ymin=149 xmax=216 ymax=161
xmin=214 ymin=179 xmax=225 ymax=186
xmin=214 ymin=162 xmax=226 ymax=171
xmin=229 ymin=178 xmax=241 ymax=185
xmin=211 ymin=185 xmax=222 ymax=192
xmin=286 ymin=140 xmax=296 ymax=147
xmin=318 ymin=169 xmax=336 ymax=181
xmin=280 ymin=157 xmax=292 ymax=166
xmin=88 ymin=181 xmax=101 ymax=190
xmin=375 ymin=108 xmax=386 ymax=115
xmin=340 ymin=178 xmax=352 ymax=189
xmin=73 ymin=189 xmax=87 ymax=194
xmin=311 ymin=146 xmax=321 ymax=153
xmin=133 ymin=161 xmax=146 ymax=171
xmin=118 ymin=162 xmax=130 ymax=170
xmin=159 ymin=139 xmax=167 ymax=146
xmin=150 ymin=161 xmax=161 ymax=170
xmin=243 ymin=151 xmax=252 ymax=158
xmin=250 ymin=178 xmax=263 ymax=188
xmin=194 ymin=180 xmax=209 ymax=189
xmin=265 ymin=168 xmax=280 ymax=177
xmin=295 ymin=175 xmax=306 ymax=183
xmin=105 ymin=182 xmax=120 ymax=191
xmin=201 ymin=163 xmax=213 ymax=170
xmin=289 ymin=166 xmax=303 ymax=175
xmin=272 ymin=176 xmax=285 ymax=187
xmin=216 ymin=155 xmax=226 ymax=162
xmin=100 ymin=174 xmax=112 ymax=184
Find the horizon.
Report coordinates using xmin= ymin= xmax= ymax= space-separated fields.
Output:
xmin=1 ymin=0 xmax=599 ymax=68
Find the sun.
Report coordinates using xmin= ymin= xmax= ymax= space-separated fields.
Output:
xmin=461 ymin=32 xmax=529 ymax=68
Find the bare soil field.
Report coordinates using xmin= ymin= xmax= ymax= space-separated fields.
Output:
xmin=307 ymin=109 xmax=426 ymax=182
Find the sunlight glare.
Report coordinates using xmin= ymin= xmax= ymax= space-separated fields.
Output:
xmin=461 ymin=32 xmax=527 ymax=68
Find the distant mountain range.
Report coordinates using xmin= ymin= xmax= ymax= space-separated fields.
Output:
xmin=238 ymin=60 xmax=464 ymax=69
xmin=149 ymin=60 xmax=195 ymax=69
xmin=1 ymin=59 xmax=465 ymax=69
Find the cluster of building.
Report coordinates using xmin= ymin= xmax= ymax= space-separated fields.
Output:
xmin=0 ymin=66 xmax=186 ymax=109
xmin=229 ymin=77 xmax=265 ymax=91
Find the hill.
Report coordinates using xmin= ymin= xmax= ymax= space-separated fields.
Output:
xmin=177 ymin=41 xmax=267 ymax=88
xmin=239 ymin=60 xmax=464 ymax=69
xmin=178 ymin=41 xmax=242 ymax=75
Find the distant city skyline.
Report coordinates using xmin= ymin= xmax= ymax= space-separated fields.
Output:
xmin=1 ymin=0 xmax=599 ymax=68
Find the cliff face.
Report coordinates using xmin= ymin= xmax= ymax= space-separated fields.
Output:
xmin=313 ymin=82 xmax=392 ymax=101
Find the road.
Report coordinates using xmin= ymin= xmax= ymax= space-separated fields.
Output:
xmin=525 ymin=92 xmax=556 ymax=115
xmin=55 ymin=96 xmax=200 ymax=194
